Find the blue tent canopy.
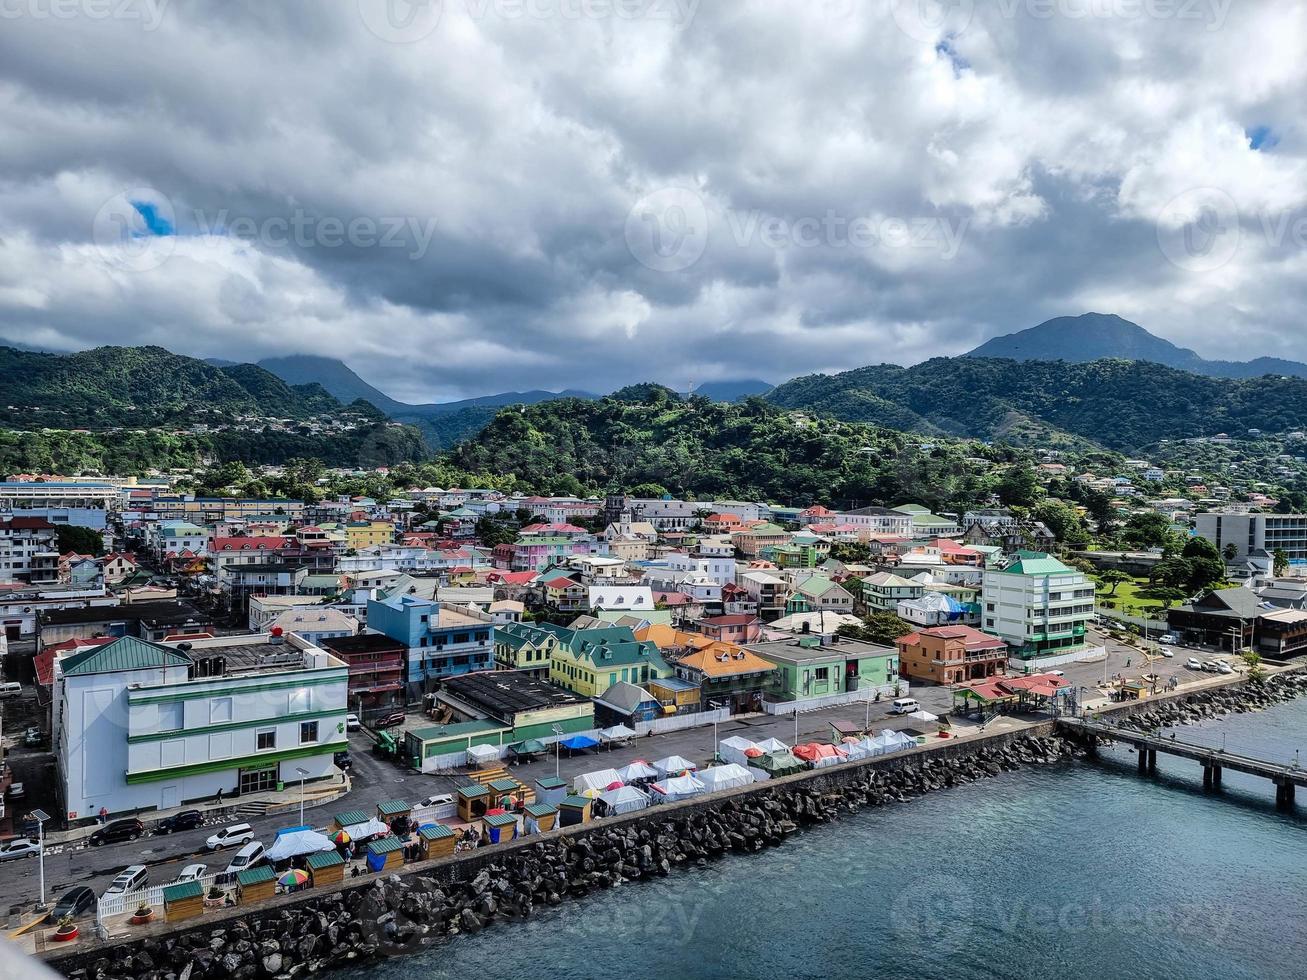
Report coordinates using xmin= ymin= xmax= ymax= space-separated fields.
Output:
xmin=560 ymin=734 xmax=599 ymax=750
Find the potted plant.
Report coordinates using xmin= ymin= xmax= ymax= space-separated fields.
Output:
xmin=52 ymin=915 xmax=78 ymax=942
xmin=130 ymin=902 xmax=154 ymax=925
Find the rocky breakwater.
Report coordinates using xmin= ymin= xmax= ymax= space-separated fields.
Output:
xmin=1116 ymin=669 xmax=1307 ymax=733
xmin=61 ymin=734 xmax=1077 ymax=980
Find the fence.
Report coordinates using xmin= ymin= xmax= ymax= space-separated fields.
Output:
xmin=97 ymin=872 xmax=222 ymax=921
xmin=634 ymin=707 xmax=729 ymax=736
xmin=418 ymin=729 xmax=605 ymax=774
xmin=1007 ymin=645 xmax=1106 ymax=672
xmin=762 ymin=683 xmax=904 ymax=715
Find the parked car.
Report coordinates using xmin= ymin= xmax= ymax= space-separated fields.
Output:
xmin=222 ymin=841 xmax=265 ymax=878
xmin=1202 ymin=661 xmax=1221 ymax=673
xmin=333 ymin=750 xmax=353 ymax=772
xmin=22 ymin=727 xmax=42 ymax=747
xmin=1159 ymin=647 xmax=1174 ymax=658
xmin=1218 ymin=662 xmax=1235 ymax=675
xmin=417 ymin=793 xmax=454 ymax=809
xmin=374 ymin=710 xmax=405 ymax=729
xmin=89 ymin=818 xmax=144 ymax=846
xmin=171 ymin=863 xmax=208 ymax=884
xmin=1186 ymin=658 xmax=1203 ymax=670
xmin=7 ymin=782 xmax=25 ymax=800
xmin=1046 ymin=669 xmax=1066 ymax=677
xmin=0 ymin=681 xmax=22 ymax=699
xmin=0 ymin=837 xmax=42 ymax=861
xmin=345 ymin=713 xmax=361 ymax=731
xmin=104 ymin=865 xmax=149 ymax=896
xmin=155 ymin=809 xmax=204 ymax=834
xmin=205 ymin=823 xmax=256 ymax=851
xmin=888 ymin=697 xmax=920 ymax=715
xmin=49 ymin=886 xmax=97 ymax=921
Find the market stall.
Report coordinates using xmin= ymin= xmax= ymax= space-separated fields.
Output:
xmin=597 ymin=785 xmax=650 ymax=816
xmin=697 ymin=763 xmax=755 ymax=794
xmin=652 ymin=755 xmax=698 ymax=779
xmin=650 ymin=773 xmax=707 ymax=802
xmin=573 ymin=768 xmax=624 ymax=795
xmin=718 ymin=736 xmax=760 ymax=767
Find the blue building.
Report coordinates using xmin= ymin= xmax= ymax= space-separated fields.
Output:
xmin=367 ymin=594 xmax=495 ymax=699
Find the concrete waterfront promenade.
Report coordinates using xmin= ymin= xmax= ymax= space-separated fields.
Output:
xmin=35 ymin=666 xmax=1306 ymax=975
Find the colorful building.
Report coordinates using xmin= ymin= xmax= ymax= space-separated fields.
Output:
xmin=896 ymin=625 xmax=1008 ymax=685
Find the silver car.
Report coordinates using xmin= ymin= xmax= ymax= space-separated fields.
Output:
xmin=0 ymin=838 xmax=41 ymax=861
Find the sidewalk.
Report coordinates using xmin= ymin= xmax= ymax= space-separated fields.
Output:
xmin=46 ymin=773 xmax=354 ymax=846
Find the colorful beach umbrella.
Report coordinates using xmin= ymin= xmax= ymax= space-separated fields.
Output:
xmin=278 ymin=869 xmax=310 ymax=887
xmin=331 ymin=830 xmax=351 ymax=845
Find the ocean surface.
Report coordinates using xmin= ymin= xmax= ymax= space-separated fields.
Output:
xmin=344 ymin=700 xmax=1307 ymax=980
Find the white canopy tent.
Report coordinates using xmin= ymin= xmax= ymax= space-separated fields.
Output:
xmin=617 ymin=760 xmax=659 ymax=782
xmin=650 ymin=774 xmax=706 ymax=802
xmin=466 ymin=743 xmax=501 ymax=766
xmin=753 ymin=737 xmax=788 ymax=753
xmin=340 ymin=817 xmax=390 ymax=841
xmin=598 ymin=785 xmax=650 ymax=815
xmin=698 ymin=764 xmax=755 ymax=794
xmin=652 ymin=755 xmax=698 ymax=778
xmin=573 ymin=768 xmax=625 ymax=795
xmin=264 ymin=828 xmax=334 ymax=862
xmin=599 ymin=724 xmax=638 ymax=744
xmin=907 ymin=710 xmax=939 ymax=723
xmin=718 ymin=736 xmax=760 ymax=767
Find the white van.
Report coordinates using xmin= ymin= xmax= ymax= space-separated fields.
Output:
xmin=222 ymin=841 xmax=265 ymax=877
xmin=104 ymin=864 xmax=149 ymax=896
xmin=0 ymin=682 xmax=22 ymax=699
xmin=206 ymin=823 xmax=255 ymax=851
xmin=889 ymin=697 xmax=920 ymax=715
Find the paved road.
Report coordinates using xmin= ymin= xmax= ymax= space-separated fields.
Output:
xmin=0 ymin=688 xmax=957 ymax=915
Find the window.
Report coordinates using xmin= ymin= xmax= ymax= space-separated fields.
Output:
xmin=156 ymin=700 xmax=183 ymax=733
xmin=300 ymin=721 xmax=319 ymax=744
xmin=257 ymin=730 xmax=276 ymax=751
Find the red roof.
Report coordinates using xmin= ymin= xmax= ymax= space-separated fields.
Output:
xmin=654 ymin=591 xmax=694 ymax=605
xmin=212 ymin=536 xmax=293 ymax=551
xmin=898 ymin=625 xmax=1006 ymax=652
xmin=1 ymin=516 xmax=56 ymax=531
xmin=541 ymin=575 xmax=580 ymax=590
xmin=35 ymin=637 xmax=111 ymax=687
xmin=489 ymin=571 xmax=536 ymax=585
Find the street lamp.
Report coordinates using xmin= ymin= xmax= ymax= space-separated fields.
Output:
xmin=551 ymin=723 xmax=564 ymax=780
xmin=30 ymin=808 xmax=50 ymax=911
xmin=295 ymin=768 xmax=309 ymax=824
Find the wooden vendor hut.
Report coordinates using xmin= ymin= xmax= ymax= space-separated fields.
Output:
xmin=306 ymin=849 xmax=346 ymax=887
xmin=162 ymin=880 xmax=204 ymax=922
xmin=366 ymin=835 xmax=406 ymax=873
xmin=557 ymin=794 xmax=593 ymax=828
xmin=483 ymin=811 xmax=518 ymax=844
xmin=457 ymin=784 xmax=490 ymax=821
xmin=523 ymin=802 xmax=557 ymax=833
xmin=534 ymin=776 xmax=567 ymax=807
xmin=418 ymin=823 xmax=457 ymax=860
xmin=487 ymin=778 xmax=524 ymax=809
xmin=236 ymin=866 xmax=276 ymax=905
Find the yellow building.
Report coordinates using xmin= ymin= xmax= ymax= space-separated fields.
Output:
xmin=548 ymin=625 xmax=673 ymax=699
xmin=345 ymin=520 xmax=394 ymax=550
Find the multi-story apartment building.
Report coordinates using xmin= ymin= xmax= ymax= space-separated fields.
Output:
xmin=840 ymin=506 xmax=914 ymax=538
xmin=981 ymin=552 xmax=1096 ymax=662
xmin=0 ymin=516 xmax=60 ymax=585
xmin=896 ymin=625 xmax=1007 ymax=684
xmin=0 ymin=481 xmax=117 ymax=530
xmin=366 ymin=594 xmax=495 ymax=698
xmin=1196 ymin=512 xmax=1307 ymax=563
xmin=52 ymin=632 xmax=347 ymax=820
xmin=319 ymin=632 xmax=406 ymax=710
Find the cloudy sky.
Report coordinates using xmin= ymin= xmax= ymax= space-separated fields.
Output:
xmin=1 ymin=0 xmax=1304 ymax=402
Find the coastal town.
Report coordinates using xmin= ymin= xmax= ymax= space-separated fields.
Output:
xmin=0 ymin=449 xmax=1303 ymax=954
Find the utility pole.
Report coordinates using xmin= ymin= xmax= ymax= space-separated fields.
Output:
xmin=32 ymin=809 xmax=50 ymax=911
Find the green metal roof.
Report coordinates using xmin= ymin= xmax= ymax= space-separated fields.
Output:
xmin=376 ymin=799 xmax=410 ymax=816
xmin=559 ymin=795 xmax=591 ymax=808
xmin=535 ymin=776 xmax=566 ymax=789
xmin=237 ymin=866 xmax=276 ymax=887
xmin=487 ymin=778 xmax=520 ymax=793
xmin=162 ymin=880 xmax=203 ymax=902
xmin=367 ymin=836 xmax=405 ymax=855
xmin=61 ymin=635 xmax=192 ymax=677
xmin=333 ymin=809 xmax=370 ymax=827
xmin=419 ymin=824 xmax=455 ymax=841
xmin=306 ymin=850 xmax=345 ymax=870
xmin=483 ymin=812 xmax=518 ymax=827
xmin=524 ymin=803 xmax=556 ymax=817
xmin=407 ymin=719 xmax=506 ymax=742
xmin=457 ymin=784 xmax=489 ymax=798
xmin=1002 ymin=551 xmax=1075 ymax=576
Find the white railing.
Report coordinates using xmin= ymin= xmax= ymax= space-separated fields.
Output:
xmin=410 ymin=802 xmax=457 ymax=824
xmin=762 ymin=683 xmax=904 ymax=715
xmin=1009 ymin=645 xmax=1106 ymax=671
xmin=634 ymin=708 xmax=729 ymax=736
xmin=97 ymin=872 xmax=222 ymax=920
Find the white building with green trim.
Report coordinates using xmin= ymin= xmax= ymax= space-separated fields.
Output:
xmin=981 ymin=551 xmax=1096 ymax=661
xmin=53 ymin=633 xmax=348 ymax=822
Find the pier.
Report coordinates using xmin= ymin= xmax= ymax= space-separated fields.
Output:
xmin=1059 ymin=718 xmax=1304 ymax=808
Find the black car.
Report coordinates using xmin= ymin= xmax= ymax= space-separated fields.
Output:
xmin=50 ymin=885 xmax=97 ymax=921
xmin=88 ymin=818 xmax=144 ymax=846
xmin=333 ymin=751 xmax=352 ymax=772
xmin=154 ymin=809 xmax=203 ymax=834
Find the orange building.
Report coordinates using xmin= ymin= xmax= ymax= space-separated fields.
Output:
xmin=896 ymin=625 xmax=1008 ymax=685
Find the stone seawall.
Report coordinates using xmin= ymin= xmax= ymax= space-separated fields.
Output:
xmin=1094 ymin=668 xmax=1307 ymax=731
xmin=47 ymin=724 xmax=1068 ymax=980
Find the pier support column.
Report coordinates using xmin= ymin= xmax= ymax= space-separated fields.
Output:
xmin=1138 ymin=751 xmax=1148 ymax=774
xmin=1147 ymin=750 xmax=1157 ymax=774
xmin=1212 ymin=766 xmax=1222 ymax=787
xmin=1203 ymin=766 xmax=1213 ymax=790
xmin=1277 ymin=783 xmax=1296 ymax=809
